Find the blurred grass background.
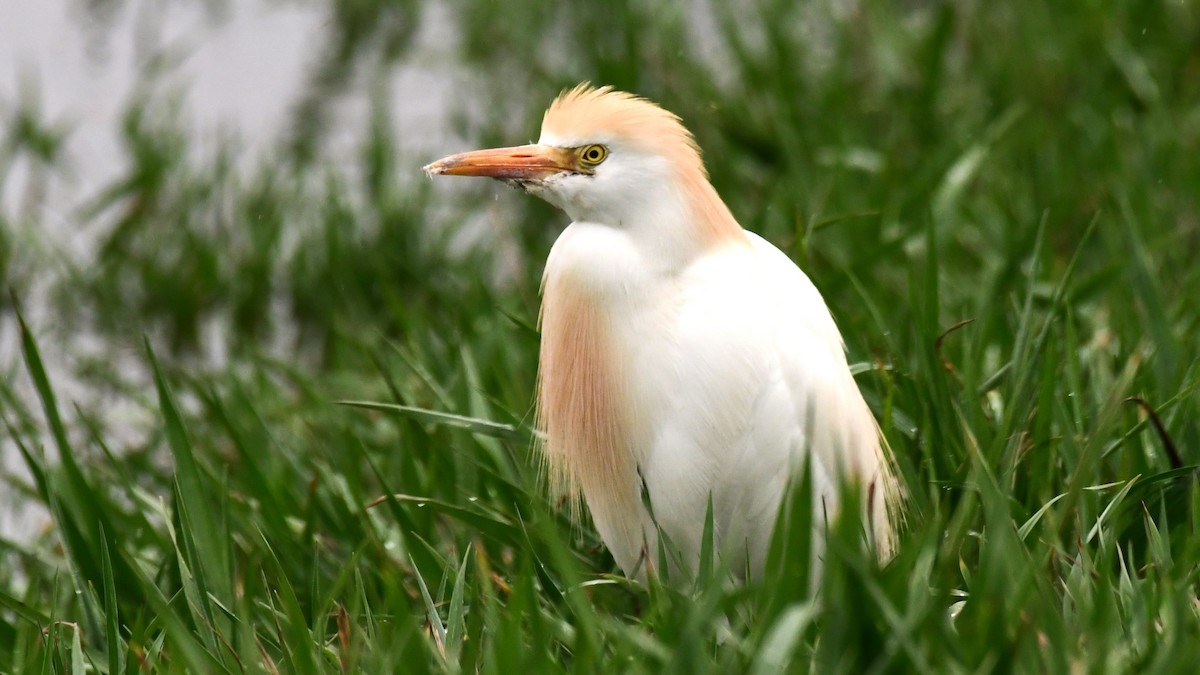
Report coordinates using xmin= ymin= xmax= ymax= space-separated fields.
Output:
xmin=2 ymin=0 xmax=1199 ymax=671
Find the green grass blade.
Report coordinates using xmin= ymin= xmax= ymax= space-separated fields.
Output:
xmin=337 ymin=400 xmax=531 ymax=442
xmin=146 ymin=340 xmax=234 ymax=654
xmin=749 ymin=602 xmax=818 ymax=675
xmin=99 ymin=529 xmax=123 ymax=675
xmin=410 ymin=552 xmax=449 ymax=667
xmin=444 ymin=544 xmax=472 ymax=667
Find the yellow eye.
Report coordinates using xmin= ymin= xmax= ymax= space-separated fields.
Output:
xmin=579 ymin=144 xmax=608 ymax=165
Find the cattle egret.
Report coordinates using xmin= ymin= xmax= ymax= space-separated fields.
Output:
xmin=424 ymin=84 xmax=900 ymax=580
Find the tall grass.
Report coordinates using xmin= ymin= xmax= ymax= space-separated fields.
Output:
xmin=3 ymin=0 xmax=1199 ymax=671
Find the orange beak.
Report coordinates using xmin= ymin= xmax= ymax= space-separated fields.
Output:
xmin=423 ymin=144 xmax=579 ymax=180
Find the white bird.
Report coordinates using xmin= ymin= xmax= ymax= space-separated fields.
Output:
xmin=425 ymin=84 xmax=900 ymax=581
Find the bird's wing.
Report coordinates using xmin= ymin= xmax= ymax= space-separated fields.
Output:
xmin=635 ymin=233 xmax=895 ymax=576
xmin=744 ymin=233 xmax=898 ymax=555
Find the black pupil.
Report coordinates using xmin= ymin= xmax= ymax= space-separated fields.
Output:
xmin=587 ymin=148 xmax=601 ymax=160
